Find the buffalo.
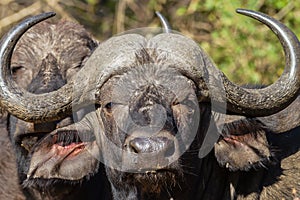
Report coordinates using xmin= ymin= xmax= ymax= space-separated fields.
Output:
xmin=213 ymin=94 xmax=299 ymax=199
xmin=0 ymin=9 xmax=299 ymax=200
xmin=0 ymin=18 xmax=103 ymax=199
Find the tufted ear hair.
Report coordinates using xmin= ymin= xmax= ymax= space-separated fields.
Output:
xmin=213 ymin=94 xmax=300 ymax=171
xmin=213 ymin=113 xmax=272 ymax=171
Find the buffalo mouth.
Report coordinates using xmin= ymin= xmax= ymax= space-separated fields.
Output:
xmin=116 ymin=168 xmax=180 ymax=194
xmin=23 ymin=128 xmax=100 ymax=181
xmin=134 ymin=168 xmax=178 ymax=182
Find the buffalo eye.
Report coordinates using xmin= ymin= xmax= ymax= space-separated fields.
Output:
xmin=104 ymin=102 xmax=114 ymax=113
xmin=95 ymin=103 xmax=101 ymax=110
xmin=11 ymin=66 xmax=27 ymax=83
xmin=11 ymin=66 xmax=25 ymax=75
xmin=172 ymin=98 xmax=180 ymax=106
xmin=65 ymin=56 xmax=87 ymax=80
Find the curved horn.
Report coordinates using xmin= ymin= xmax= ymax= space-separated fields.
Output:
xmin=215 ymin=9 xmax=300 ymax=116
xmin=0 ymin=13 xmax=85 ymax=123
xmin=258 ymin=95 xmax=300 ymax=133
xmin=155 ymin=11 xmax=171 ymax=33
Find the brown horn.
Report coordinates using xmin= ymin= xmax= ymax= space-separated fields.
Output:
xmin=0 ymin=13 xmax=87 ymax=123
xmin=214 ymin=9 xmax=300 ymax=116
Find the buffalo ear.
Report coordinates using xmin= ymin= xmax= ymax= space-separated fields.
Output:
xmin=214 ymin=118 xmax=272 ymax=171
xmin=258 ymin=96 xmax=300 ymax=134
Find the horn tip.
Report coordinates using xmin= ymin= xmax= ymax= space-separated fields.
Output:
xmin=155 ymin=11 xmax=171 ymax=33
xmin=43 ymin=12 xmax=56 ymax=18
xmin=236 ymin=8 xmax=252 ymax=15
xmin=28 ymin=12 xmax=56 ymax=24
xmin=155 ymin=11 xmax=162 ymax=18
xmin=47 ymin=12 xmax=56 ymax=16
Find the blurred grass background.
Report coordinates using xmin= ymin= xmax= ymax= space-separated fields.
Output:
xmin=1 ymin=0 xmax=300 ymax=85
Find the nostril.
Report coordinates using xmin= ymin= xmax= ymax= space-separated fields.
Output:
xmin=129 ymin=138 xmax=151 ymax=153
xmin=129 ymin=142 xmax=139 ymax=153
xmin=165 ymin=141 xmax=175 ymax=157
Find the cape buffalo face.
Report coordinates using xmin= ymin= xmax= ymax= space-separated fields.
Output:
xmin=8 ymin=20 xmax=99 ymax=188
xmin=97 ymin=63 xmax=203 ymax=193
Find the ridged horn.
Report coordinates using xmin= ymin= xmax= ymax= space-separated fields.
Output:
xmin=0 ymin=13 xmax=85 ymax=123
xmin=215 ymin=9 xmax=300 ymax=116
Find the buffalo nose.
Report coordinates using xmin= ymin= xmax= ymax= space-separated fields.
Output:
xmin=128 ymin=137 xmax=174 ymax=156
